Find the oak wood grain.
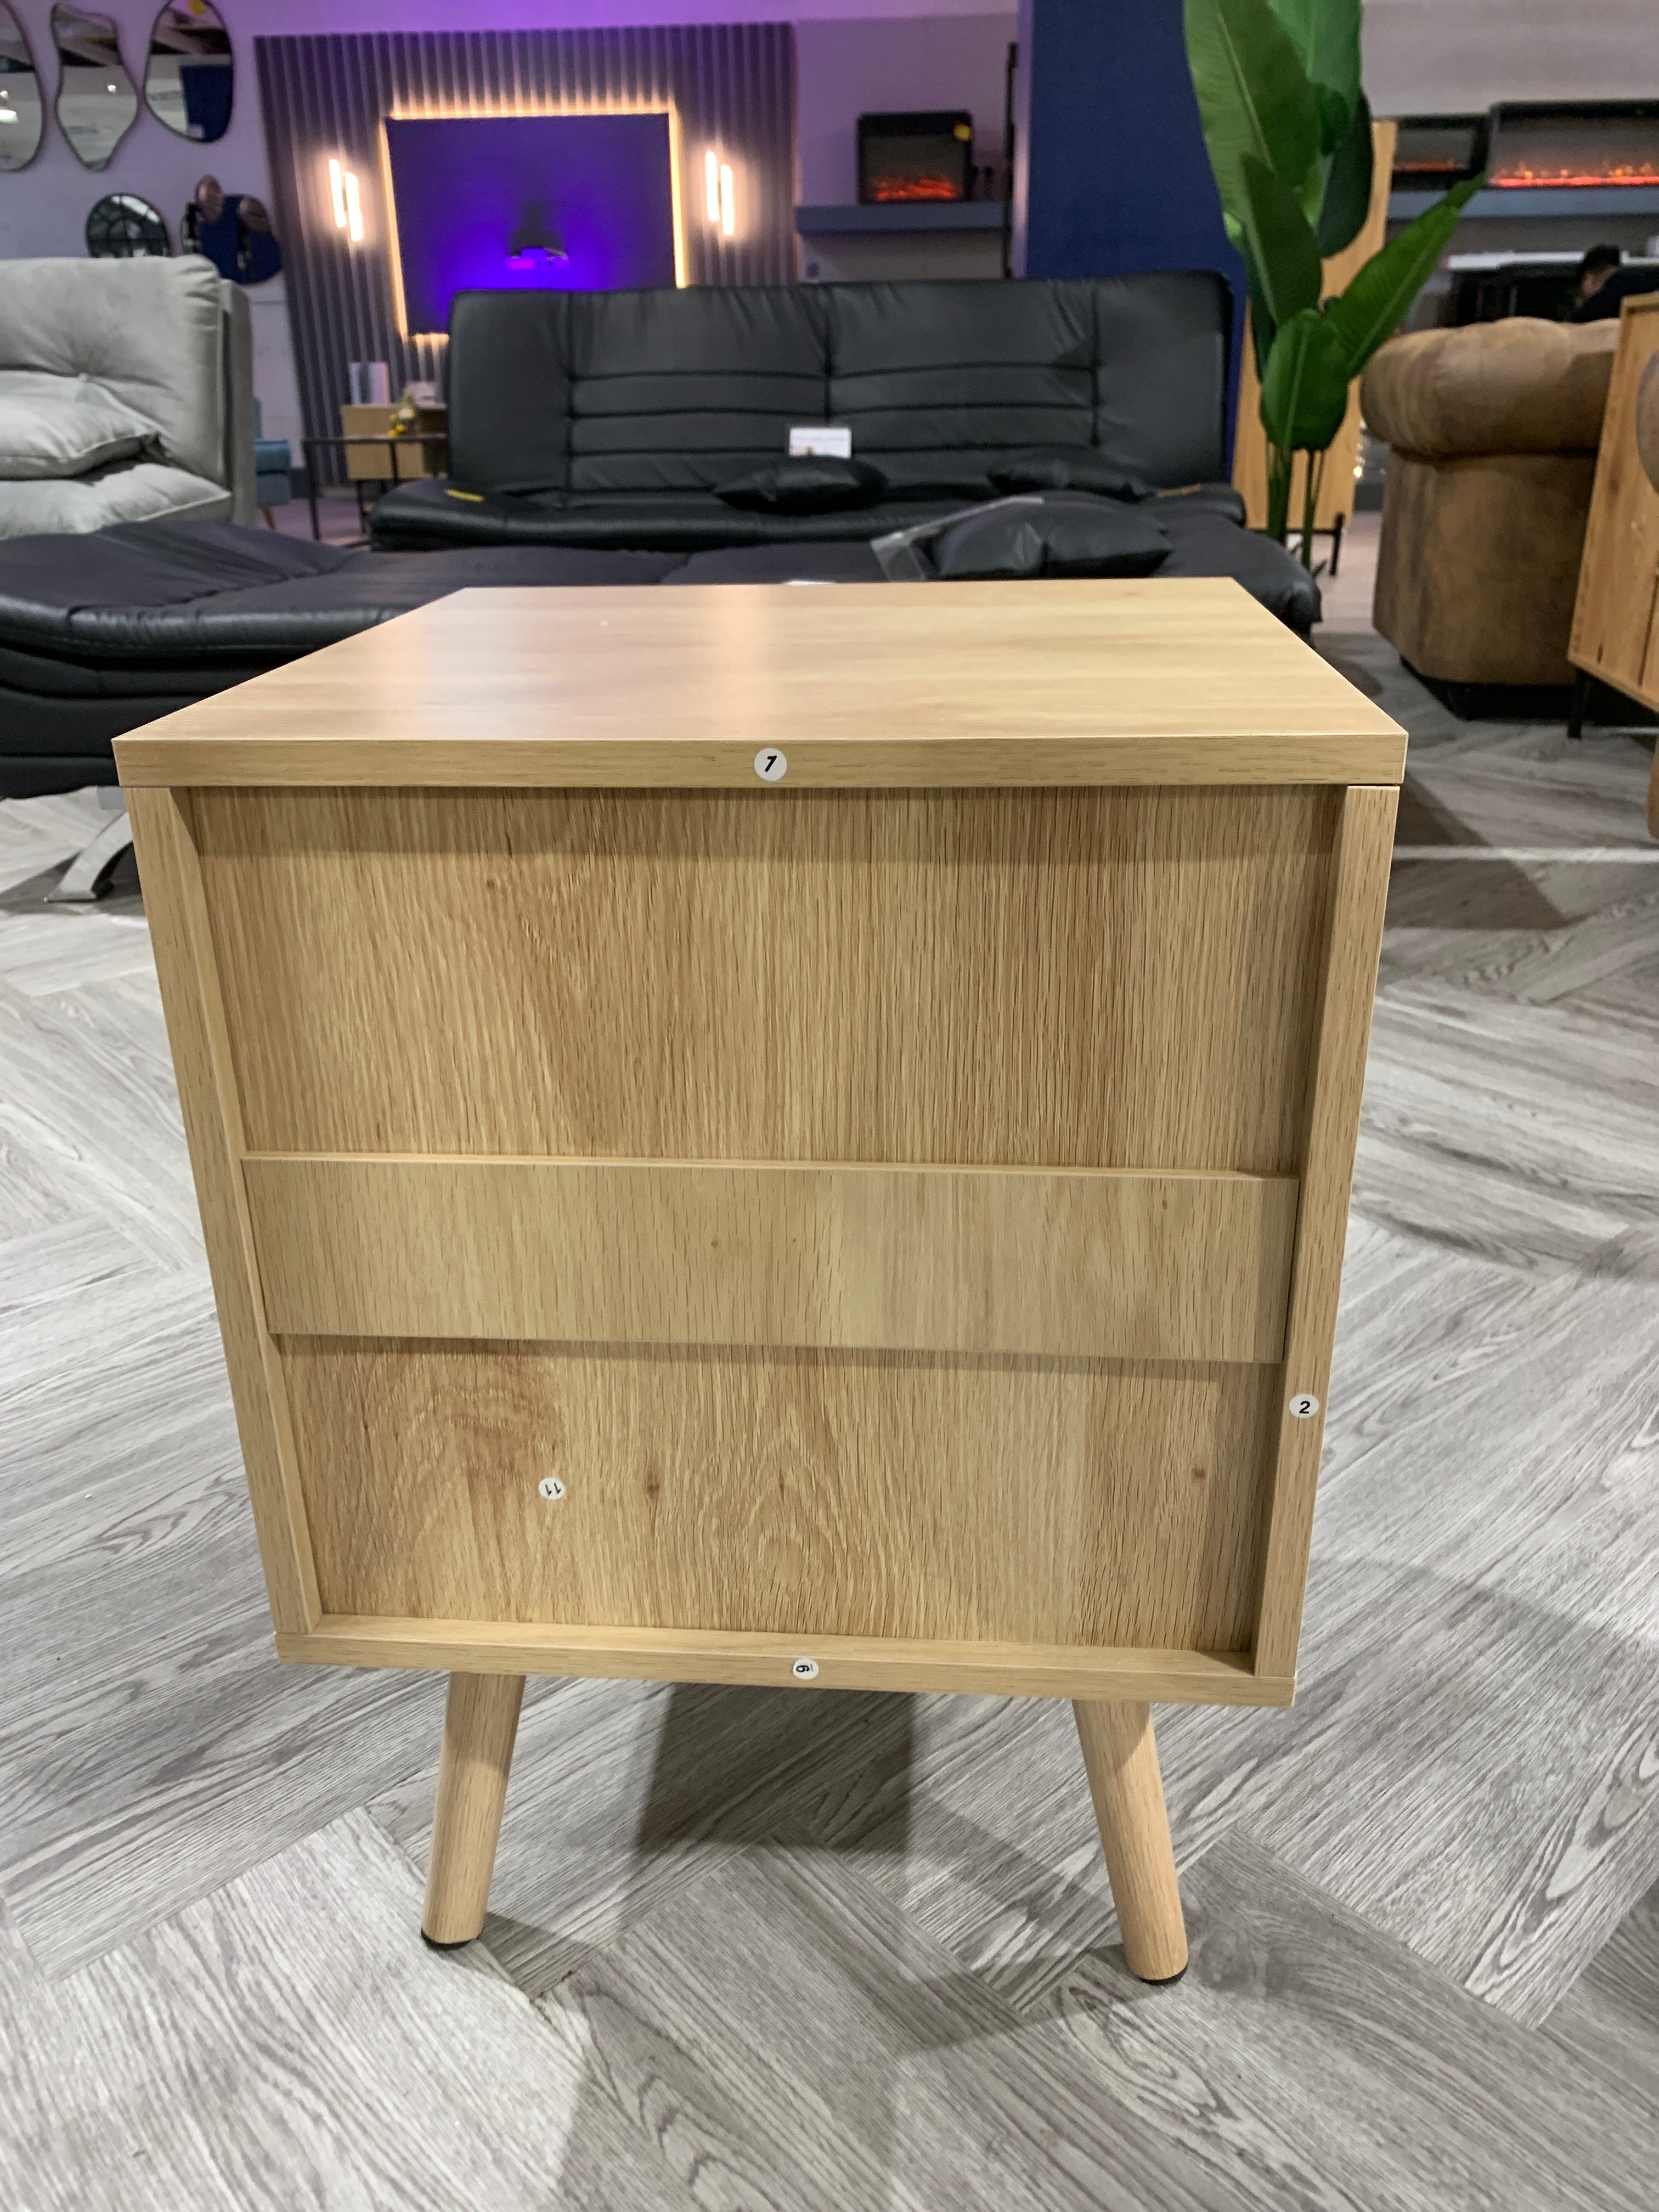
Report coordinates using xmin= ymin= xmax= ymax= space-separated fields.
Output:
xmin=122 ymin=787 xmax=320 ymax=1634
xmin=1254 ymin=784 xmax=1398 ymax=1676
xmin=1570 ymin=292 xmax=1659 ymax=714
xmin=195 ymin=783 xmax=1340 ymax=1172
xmin=1073 ymin=1700 xmax=1188 ymax=1980
xmin=280 ymin=1338 xmax=1283 ymax=1654
xmin=244 ymin=1154 xmax=1300 ymax=1364
xmin=422 ymin=1673 xmax=526 ymax=1945
xmin=280 ymin=1615 xmax=1288 ymax=1706
xmin=113 ymin=579 xmax=1406 ymax=788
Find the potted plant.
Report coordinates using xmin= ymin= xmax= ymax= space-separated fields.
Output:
xmin=1184 ymin=0 xmax=1482 ymax=563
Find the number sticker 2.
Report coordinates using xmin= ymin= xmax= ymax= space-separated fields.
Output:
xmin=1288 ymin=1393 xmax=1320 ymax=1420
xmin=754 ymin=748 xmax=788 ymax=782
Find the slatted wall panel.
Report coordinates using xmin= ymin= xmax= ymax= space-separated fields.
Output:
xmin=254 ymin=26 xmax=797 ymax=465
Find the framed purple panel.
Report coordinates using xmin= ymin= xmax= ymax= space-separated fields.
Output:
xmin=384 ymin=112 xmax=680 ymax=335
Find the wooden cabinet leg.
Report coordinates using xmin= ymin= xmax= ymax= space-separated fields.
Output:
xmin=421 ymin=1672 xmax=525 ymax=1948
xmin=1073 ymin=1699 xmax=1188 ymax=1983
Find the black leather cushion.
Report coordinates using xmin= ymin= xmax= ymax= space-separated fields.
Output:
xmin=447 ymin=291 xmax=571 ymax=495
xmin=716 ymin=457 xmax=887 ymax=512
xmin=925 ymin=494 xmax=1172 ymax=580
xmin=827 ymin=279 xmax=1095 ymax=494
xmin=1094 ymin=271 xmax=1231 ymax=488
xmin=0 ymin=521 xmax=678 ymax=660
xmin=1152 ymin=492 xmax=1320 ymax=637
xmin=370 ymin=475 xmax=966 ymax=552
xmin=988 ymin=447 xmax=1153 ymax=499
xmin=567 ymin=286 xmax=828 ymax=494
xmin=663 ymin=541 xmax=888 ymax=585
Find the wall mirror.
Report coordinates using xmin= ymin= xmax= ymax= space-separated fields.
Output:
xmin=183 ymin=173 xmax=282 ymax=284
xmin=87 ymin=190 xmax=170 ymax=256
xmin=144 ymin=1 xmax=231 ymax=144
xmin=0 ymin=4 xmax=44 ymax=170
xmin=52 ymin=5 xmax=139 ymax=170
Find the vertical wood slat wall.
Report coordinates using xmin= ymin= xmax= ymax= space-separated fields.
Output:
xmin=253 ymin=26 xmax=798 ymax=463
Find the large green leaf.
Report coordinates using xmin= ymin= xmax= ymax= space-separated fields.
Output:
xmin=1239 ymin=153 xmax=1323 ymax=333
xmin=1183 ymin=0 xmax=1322 ymax=228
xmin=1259 ymin=306 xmax=1353 ymax=452
xmin=1325 ymin=173 xmax=1485 ymax=374
xmin=1266 ymin=0 xmax=1362 ymax=152
xmin=1317 ymin=89 xmax=1374 ymax=256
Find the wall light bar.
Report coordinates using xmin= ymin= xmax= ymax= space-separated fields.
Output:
xmin=328 ymin=156 xmax=347 ymax=228
xmin=343 ymin=170 xmax=364 ymax=244
xmin=704 ymin=148 xmax=720 ymax=224
xmin=719 ymin=161 xmax=735 ymax=238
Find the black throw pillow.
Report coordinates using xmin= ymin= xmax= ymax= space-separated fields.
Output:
xmin=716 ymin=457 xmax=888 ymax=514
xmin=988 ymin=447 xmax=1154 ymax=501
xmin=928 ymin=493 xmax=1171 ymax=581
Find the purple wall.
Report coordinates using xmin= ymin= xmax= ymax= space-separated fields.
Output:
xmin=385 ymin=113 xmax=679 ymax=332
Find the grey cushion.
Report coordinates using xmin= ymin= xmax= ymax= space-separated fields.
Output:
xmin=0 ymin=257 xmax=229 ymax=486
xmin=0 ymin=464 xmax=233 ymax=539
xmin=0 ymin=371 xmax=158 ymax=480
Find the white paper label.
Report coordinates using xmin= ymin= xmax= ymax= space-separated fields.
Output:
xmin=538 ymin=1475 xmax=567 ymax=1500
xmin=791 ymin=1657 xmax=820 ymax=1680
xmin=788 ymin=425 xmax=852 ymax=458
xmin=754 ymin=748 xmax=788 ymax=782
xmin=1288 ymin=1393 xmax=1320 ymax=1420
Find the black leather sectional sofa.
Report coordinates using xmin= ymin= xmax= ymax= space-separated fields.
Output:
xmin=1 ymin=272 xmax=1322 ymax=802
xmin=371 ymin=271 xmax=1245 ymax=551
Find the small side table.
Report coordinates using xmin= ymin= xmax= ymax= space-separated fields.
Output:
xmin=302 ymin=422 xmax=449 ymax=541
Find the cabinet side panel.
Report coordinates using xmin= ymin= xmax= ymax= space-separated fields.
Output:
xmin=1570 ymin=300 xmax=1659 ymax=708
xmin=125 ymin=787 xmax=320 ymax=1634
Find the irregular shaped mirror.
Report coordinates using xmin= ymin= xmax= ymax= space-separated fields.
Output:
xmin=144 ymin=1 xmax=231 ymax=144
xmin=182 ymin=173 xmax=282 ymax=285
xmin=0 ymin=4 xmax=45 ymax=170
xmin=52 ymin=5 xmax=138 ymax=170
xmin=86 ymin=190 xmax=170 ymax=256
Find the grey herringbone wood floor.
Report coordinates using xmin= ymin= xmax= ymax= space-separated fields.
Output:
xmin=2 ymin=607 xmax=1657 ymax=2208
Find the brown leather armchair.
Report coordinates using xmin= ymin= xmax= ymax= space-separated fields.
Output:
xmin=1362 ymin=318 xmax=1620 ymax=690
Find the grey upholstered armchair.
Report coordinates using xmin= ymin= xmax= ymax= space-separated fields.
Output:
xmin=0 ymin=255 xmax=256 ymax=539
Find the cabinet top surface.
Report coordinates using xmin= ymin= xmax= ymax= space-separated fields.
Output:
xmin=115 ymin=577 xmax=1406 ymax=788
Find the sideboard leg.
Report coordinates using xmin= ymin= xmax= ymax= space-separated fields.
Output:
xmin=421 ymin=1672 xmax=526 ymax=1948
xmin=1073 ymin=1699 xmax=1188 ymax=1984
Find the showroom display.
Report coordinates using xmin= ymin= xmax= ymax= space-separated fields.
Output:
xmin=117 ymin=575 xmax=1403 ymax=1969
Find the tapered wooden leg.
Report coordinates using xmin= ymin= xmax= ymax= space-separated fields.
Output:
xmin=1073 ymin=1699 xmax=1188 ymax=1983
xmin=421 ymin=1672 xmax=525 ymax=1947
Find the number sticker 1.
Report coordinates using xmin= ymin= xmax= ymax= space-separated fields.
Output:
xmin=754 ymin=748 xmax=788 ymax=782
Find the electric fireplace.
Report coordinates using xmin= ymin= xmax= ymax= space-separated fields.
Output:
xmin=1486 ymin=101 xmax=1659 ymax=191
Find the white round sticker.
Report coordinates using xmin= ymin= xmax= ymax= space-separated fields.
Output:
xmin=754 ymin=748 xmax=788 ymax=782
xmin=538 ymin=1475 xmax=567 ymax=1500
xmin=791 ymin=1657 xmax=819 ymax=1680
xmin=1288 ymin=1393 xmax=1320 ymax=1420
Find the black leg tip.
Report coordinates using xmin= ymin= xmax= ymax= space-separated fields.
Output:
xmin=1132 ymin=1964 xmax=1188 ymax=1986
xmin=421 ymin=1928 xmax=475 ymax=1951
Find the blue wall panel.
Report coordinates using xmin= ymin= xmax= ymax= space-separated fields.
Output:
xmin=1013 ymin=0 xmax=1246 ymax=461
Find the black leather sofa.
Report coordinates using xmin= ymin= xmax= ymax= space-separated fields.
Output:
xmin=2 ymin=274 xmax=1322 ymax=806
xmin=371 ymin=273 xmax=1254 ymax=552
xmin=0 ymin=523 xmax=677 ymax=798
